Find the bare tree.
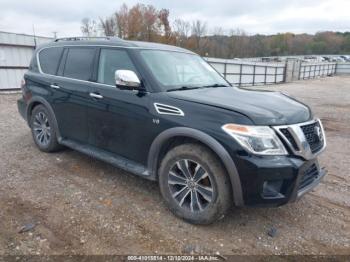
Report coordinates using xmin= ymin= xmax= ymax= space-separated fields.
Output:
xmin=210 ymin=27 xmax=227 ymax=57
xmin=81 ymin=18 xmax=98 ymax=37
xmin=100 ymin=15 xmax=118 ymax=36
xmin=191 ymin=20 xmax=208 ymax=54
xmin=158 ymin=9 xmax=171 ymax=38
xmin=212 ymin=27 xmax=224 ymax=36
xmin=116 ymin=4 xmax=129 ymax=38
xmin=173 ymin=19 xmax=191 ymax=46
xmin=143 ymin=4 xmax=159 ymax=41
xmin=228 ymin=28 xmax=249 ymax=57
xmin=173 ymin=19 xmax=190 ymax=37
xmin=191 ymin=20 xmax=207 ymax=37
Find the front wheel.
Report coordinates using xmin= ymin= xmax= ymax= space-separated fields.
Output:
xmin=158 ymin=143 xmax=232 ymax=224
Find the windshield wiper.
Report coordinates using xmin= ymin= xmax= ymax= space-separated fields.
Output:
xmin=202 ymin=83 xmax=230 ymax=88
xmin=166 ymin=86 xmax=202 ymax=92
xmin=166 ymin=84 xmax=229 ymax=92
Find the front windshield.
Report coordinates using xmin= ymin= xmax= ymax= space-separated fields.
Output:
xmin=139 ymin=50 xmax=228 ymax=91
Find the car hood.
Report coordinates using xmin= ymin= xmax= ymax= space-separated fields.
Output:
xmin=167 ymin=87 xmax=312 ymax=125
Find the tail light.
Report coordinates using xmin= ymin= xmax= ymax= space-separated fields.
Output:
xmin=21 ymin=78 xmax=31 ymax=102
xmin=20 ymin=78 xmax=26 ymax=99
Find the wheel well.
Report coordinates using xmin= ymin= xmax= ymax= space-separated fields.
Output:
xmin=155 ymin=136 xmax=228 ymax=179
xmin=28 ymin=101 xmax=42 ymax=119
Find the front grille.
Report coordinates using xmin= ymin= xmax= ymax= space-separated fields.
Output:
xmin=299 ymin=164 xmax=319 ymax=189
xmin=274 ymin=119 xmax=326 ymax=160
xmin=280 ymin=128 xmax=299 ymax=150
xmin=300 ymin=121 xmax=324 ymax=154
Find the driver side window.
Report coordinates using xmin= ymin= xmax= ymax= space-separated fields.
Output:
xmin=97 ymin=49 xmax=137 ymax=86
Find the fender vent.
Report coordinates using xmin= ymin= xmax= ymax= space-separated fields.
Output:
xmin=154 ymin=103 xmax=184 ymax=116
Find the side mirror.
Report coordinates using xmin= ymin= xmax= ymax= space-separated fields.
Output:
xmin=115 ymin=70 xmax=141 ymax=89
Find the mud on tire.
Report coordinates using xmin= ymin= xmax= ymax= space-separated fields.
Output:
xmin=158 ymin=143 xmax=232 ymax=224
xmin=30 ymin=104 xmax=62 ymax=152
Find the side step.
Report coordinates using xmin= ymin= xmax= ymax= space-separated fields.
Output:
xmin=59 ymin=139 xmax=153 ymax=180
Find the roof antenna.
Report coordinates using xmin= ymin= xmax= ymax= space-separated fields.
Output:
xmin=32 ymin=24 xmax=37 ymax=49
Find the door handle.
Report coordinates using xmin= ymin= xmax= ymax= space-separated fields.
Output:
xmin=50 ymin=84 xmax=60 ymax=89
xmin=89 ymin=92 xmax=103 ymax=99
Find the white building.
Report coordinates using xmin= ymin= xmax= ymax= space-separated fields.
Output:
xmin=0 ymin=31 xmax=52 ymax=90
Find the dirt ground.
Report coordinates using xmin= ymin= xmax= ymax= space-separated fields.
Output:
xmin=0 ymin=76 xmax=349 ymax=256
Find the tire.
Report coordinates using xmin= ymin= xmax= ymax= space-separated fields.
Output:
xmin=30 ymin=104 xmax=62 ymax=152
xmin=158 ymin=143 xmax=232 ymax=224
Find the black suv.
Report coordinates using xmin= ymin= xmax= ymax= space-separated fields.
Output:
xmin=17 ymin=37 xmax=326 ymax=224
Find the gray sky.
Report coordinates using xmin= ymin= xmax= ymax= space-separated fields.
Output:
xmin=0 ymin=0 xmax=349 ymax=37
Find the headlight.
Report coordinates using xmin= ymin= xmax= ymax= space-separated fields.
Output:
xmin=222 ymin=124 xmax=287 ymax=155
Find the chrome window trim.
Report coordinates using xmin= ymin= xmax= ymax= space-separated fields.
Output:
xmin=272 ymin=118 xmax=326 ymax=160
xmin=36 ymin=46 xmax=135 ymax=89
xmin=37 ymin=46 xmax=109 ymax=85
xmin=36 ymin=44 xmax=193 ymax=74
xmin=36 ymin=45 xmax=193 ymax=89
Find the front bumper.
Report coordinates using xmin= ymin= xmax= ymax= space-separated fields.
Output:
xmin=221 ymin=118 xmax=327 ymax=207
xmin=295 ymin=167 xmax=326 ymax=200
xmin=234 ymin=154 xmax=326 ymax=206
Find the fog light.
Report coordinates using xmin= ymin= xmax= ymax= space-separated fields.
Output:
xmin=262 ymin=180 xmax=284 ymax=199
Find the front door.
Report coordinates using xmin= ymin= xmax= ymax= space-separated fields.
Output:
xmin=87 ymin=48 xmax=155 ymax=165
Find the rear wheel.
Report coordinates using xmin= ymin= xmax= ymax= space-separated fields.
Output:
xmin=158 ymin=143 xmax=232 ymax=224
xmin=30 ymin=105 xmax=61 ymax=152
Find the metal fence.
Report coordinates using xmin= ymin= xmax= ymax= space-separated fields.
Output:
xmin=205 ymin=58 xmax=350 ymax=87
xmin=335 ymin=62 xmax=350 ymax=75
xmin=298 ymin=62 xmax=337 ymax=80
xmin=0 ymin=31 xmax=51 ymax=90
xmin=0 ymin=31 xmax=349 ymax=90
xmin=205 ymin=57 xmax=286 ymax=87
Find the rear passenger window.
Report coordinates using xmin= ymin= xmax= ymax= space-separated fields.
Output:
xmin=39 ymin=47 xmax=63 ymax=75
xmin=97 ymin=49 xmax=137 ymax=85
xmin=63 ymin=48 xmax=96 ymax=81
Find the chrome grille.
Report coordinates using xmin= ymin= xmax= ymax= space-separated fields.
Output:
xmin=279 ymin=128 xmax=299 ymax=150
xmin=273 ymin=119 xmax=326 ymax=160
xmin=300 ymin=121 xmax=324 ymax=154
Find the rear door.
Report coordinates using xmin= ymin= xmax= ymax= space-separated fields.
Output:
xmin=51 ymin=46 xmax=97 ymax=143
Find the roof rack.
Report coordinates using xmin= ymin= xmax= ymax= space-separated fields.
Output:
xmin=54 ymin=36 xmax=122 ymax=42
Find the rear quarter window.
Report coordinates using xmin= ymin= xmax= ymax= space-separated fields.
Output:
xmin=29 ymin=55 xmax=39 ymax=73
xmin=38 ymin=47 xmax=63 ymax=75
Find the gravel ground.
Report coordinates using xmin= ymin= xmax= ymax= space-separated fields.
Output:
xmin=0 ymin=76 xmax=349 ymax=256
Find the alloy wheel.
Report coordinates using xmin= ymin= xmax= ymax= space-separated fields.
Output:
xmin=33 ymin=111 xmax=51 ymax=146
xmin=168 ymin=159 xmax=214 ymax=212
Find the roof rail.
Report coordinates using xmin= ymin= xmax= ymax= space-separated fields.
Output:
xmin=54 ymin=36 xmax=121 ymax=42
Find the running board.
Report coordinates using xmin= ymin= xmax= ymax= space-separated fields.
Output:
xmin=59 ymin=139 xmax=153 ymax=180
